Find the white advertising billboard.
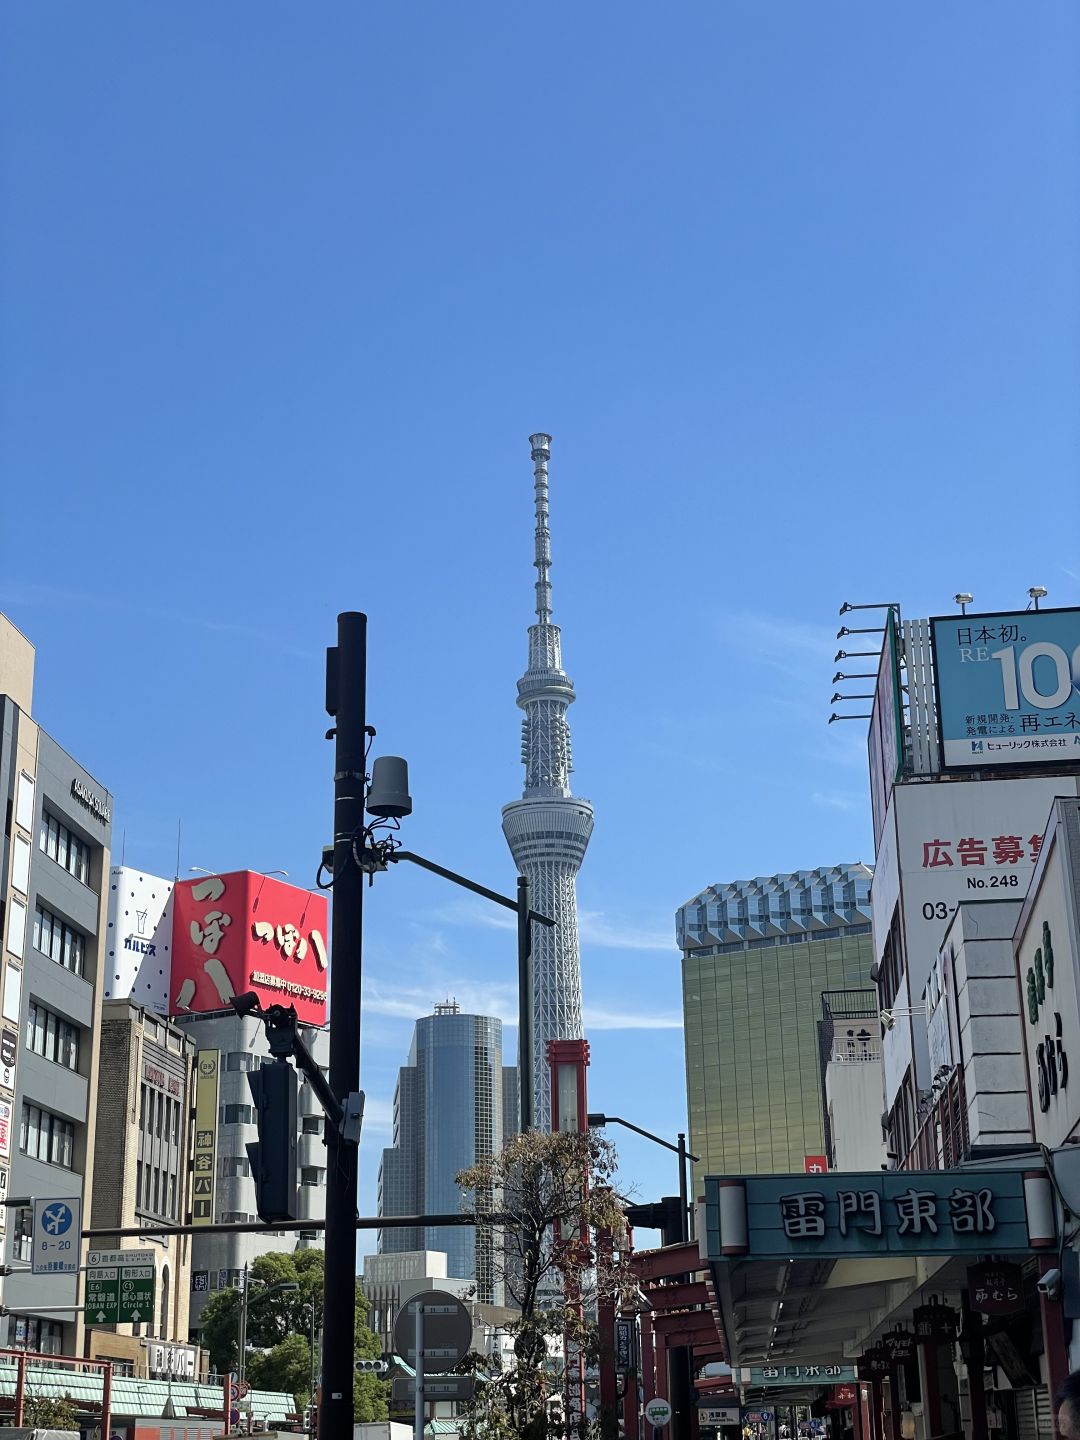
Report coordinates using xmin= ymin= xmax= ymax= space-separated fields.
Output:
xmin=932 ymin=608 xmax=1080 ymax=769
xmin=106 ymin=867 xmax=175 ymax=1013
xmin=874 ymin=775 xmax=1080 ymax=1111
xmin=1014 ymin=801 xmax=1080 ymax=1149
xmin=893 ymin=776 xmax=1080 ymax=1006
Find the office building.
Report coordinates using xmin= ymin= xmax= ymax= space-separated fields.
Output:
xmin=817 ymin=989 xmax=886 ymax=1171
xmin=100 ymin=865 xmax=332 ymax=1337
xmin=502 ymin=434 xmax=593 ymax=1128
xmin=377 ymin=1002 xmax=509 ymax=1304
xmin=361 ymin=1250 xmax=450 ymax=1354
xmin=87 ymin=998 xmax=197 ymax=1366
xmin=677 ymin=864 xmax=873 ymax=1182
xmin=0 ymin=614 xmax=112 ymax=1354
xmin=863 ymin=604 xmax=1080 ymax=1164
xmin=173 ymin=1005 xmax=329 ymax=1335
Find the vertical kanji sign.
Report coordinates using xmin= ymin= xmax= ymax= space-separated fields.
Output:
xmin=192 ymin=1049 xmax=219 ymax=1226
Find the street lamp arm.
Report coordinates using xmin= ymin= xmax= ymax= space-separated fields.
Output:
xmin=390 ymin=850 xmax=555 ymax=927
xmin=588 ymin=1113 xmax=701 ymax=1163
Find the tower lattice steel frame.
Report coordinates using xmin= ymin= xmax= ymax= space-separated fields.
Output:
xmin=502 ymin=434 xmax=593 ymax=1129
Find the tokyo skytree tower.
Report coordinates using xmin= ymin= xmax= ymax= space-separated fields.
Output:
xmin=502 ymin=434 xmax=594 ymax=1129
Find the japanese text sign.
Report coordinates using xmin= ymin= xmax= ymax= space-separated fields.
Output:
xmin=32 ymin=1196 xmax=81 ymax=1275
xmin=735 ymin=1367 xmax=854 ymax=1387
xmin=912 ymin=1302 xmax=957 ymax=1343
xmin=171 ymin=871 xmax=328 ymax=1025
xmin=967 ymin=1260 xmax=1024 ymax=1316
xmin=705 ymin=1170 xmax=1043 ymax=1261
xmin=699 ymin=1407 xmax=740 ymax=1427
xmin=192 ymin=1049 xmax=219 ymax=1226
xmin=931 ymin=609 xmax=1080 ymax=770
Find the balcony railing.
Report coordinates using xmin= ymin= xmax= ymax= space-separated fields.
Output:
xmin=829 ymin=1038 xmax=882 ymax=1063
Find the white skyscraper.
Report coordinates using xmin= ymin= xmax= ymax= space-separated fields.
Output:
xmin=502 ymin=434 xmax=593 ymax=1128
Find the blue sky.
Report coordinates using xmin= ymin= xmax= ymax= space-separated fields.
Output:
xmin=3 ymin=3 xmax=1079 ymax=1234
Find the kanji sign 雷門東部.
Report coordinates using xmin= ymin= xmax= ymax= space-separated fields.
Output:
xmin=705 ymin=1170 xmax=1053 ymax=1260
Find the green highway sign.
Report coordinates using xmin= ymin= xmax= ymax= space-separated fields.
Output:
xmin=84 ymin=1250 xmax=156 ymax=1325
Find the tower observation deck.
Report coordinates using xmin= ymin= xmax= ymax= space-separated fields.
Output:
xmin=501 ymin=434 xmax=594 ymax=1129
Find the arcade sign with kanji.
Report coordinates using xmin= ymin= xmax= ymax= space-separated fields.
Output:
xmin=734 ymin=1366 xmax=855 ymax=1388
xmin=705 ymin=1169 xmax=1050 ymax=1260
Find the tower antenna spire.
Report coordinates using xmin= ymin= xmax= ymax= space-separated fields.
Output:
xmin=529 ymin=433 xmax=553 ymax=624
xmin=503 ymin=433 xmax=594 ymax=1129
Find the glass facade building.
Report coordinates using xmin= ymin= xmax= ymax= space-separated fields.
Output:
xmin=377 ymin=1002 xmax=513 ymax=1304
xmin=677 ymin=865 xmax=874 ymax=1185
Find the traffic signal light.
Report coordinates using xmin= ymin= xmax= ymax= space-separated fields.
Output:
xmin=354 ymin=1359 xmax=390 ymax=1374
xmin=247 ymin=1059 xmax=298 ymax=1222
xmin=624 ymin=1196 xmax=684 ymax=1246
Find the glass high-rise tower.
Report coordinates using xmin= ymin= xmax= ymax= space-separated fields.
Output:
xmin=676 ymin=864 xmax=874 ymax=1186
xmin=376 ymin=1002 xmax=513 ymax=1304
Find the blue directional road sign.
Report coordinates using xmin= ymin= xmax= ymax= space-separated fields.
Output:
xmin=32 ymin=1196 xmax=81 ymax=1276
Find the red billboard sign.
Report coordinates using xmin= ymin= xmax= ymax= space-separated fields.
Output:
xmin=171 ymin=872 xmax=328 ymax=1025
xmin=803 ymin=1155 xmax=828 ymax=1175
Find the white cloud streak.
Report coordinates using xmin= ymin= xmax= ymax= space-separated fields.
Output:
xmin=579 ymin=911 xmax=674 ymax=952
xmin=364 ymin=980 xmax=683 ymax=1032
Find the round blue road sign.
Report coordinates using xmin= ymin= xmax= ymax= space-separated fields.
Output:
xmin=42 ymin=1203 xmax=73 ymax=1236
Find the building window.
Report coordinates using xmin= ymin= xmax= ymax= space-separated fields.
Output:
xmin=32 ymin=906 xmax=86 ymax=977
xmin=301 ymin=1167 xmax=323 ymax=1187
xmin=301 ymin=1117 xmax=321 ymax=1134
xmin=221 ymin=1156 xmax=251 ymax=1178
xmin=221 ymin=1104 xmax=254 ymax=1126
xmin=19 ymin=1103 xmax=75 ymax=1168
xmin=12 ymin=1208 xmax=33 ymax=1262
xmin=38 ymin=812 xmax=90 ymax=885
xmin=11 ymin=835 xmax=31 ymax=896
xmin=221 ymin=1212 xmax=256 ymax=1225
xmin=12 ymin=1317 xmax=63 ymax=1355
xmin=25 ymin=1002 xmax=79 ymax=1070
xmin=225 ymin=1052 xmax=258 ymax=1072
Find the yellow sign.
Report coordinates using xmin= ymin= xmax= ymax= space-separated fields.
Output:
xmin=192 ymin=1049 xmax=219 ymax=1226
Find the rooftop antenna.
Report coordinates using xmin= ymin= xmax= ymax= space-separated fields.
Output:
xmin=1029 ymin=585 xmax=1048 ymax=611
xmin=530 ymin=433 xmax=553 ymax=625
xmin=954 ymin=593 xmax=972 ymax=616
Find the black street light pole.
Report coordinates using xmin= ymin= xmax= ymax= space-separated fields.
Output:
xmin=588 ymin=1115 xmax=701 ymax=1440
xmin=517 ymin=874 xmax=535 ymax=1133
xmin=385 ymin=851 xmax=551 ymax=1134
xmin=586 ymin=1113 xmax=699 ymax=1241
xmin=322 ymin=611 xmax=367 ymax=1440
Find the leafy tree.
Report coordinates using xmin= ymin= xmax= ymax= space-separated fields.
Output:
xmin=201 ymin=1247 xmax=387 ymax=1418
xmin=248 ymin=1333 xmax=314 ymax=1407
xmin=23 ymin=1393 xmax=79 ymax=1431
xmin=456 ymin=1129 xmax=635 ymax=1440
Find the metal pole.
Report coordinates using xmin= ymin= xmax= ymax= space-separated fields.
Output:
xmin=14 ymin=1352 xmax=25 ymax=1426
xmin=101 ymin=1360 xmax=112 ymax=1440
xmin=308 ymin=1307 xmax=316 ymax=1440
xmin=414 ymin=1303 xmax=425 ymax=1440
xmin=238 ymin=1263 xmax=249 ymax=1393
xmin=322 ymin=612 xmax=367 ymax=1440
xmin=517 ymin=875 xmax=534 ymax=1132
xmin=677 ymin=1133 xmax=688 ymax=1243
